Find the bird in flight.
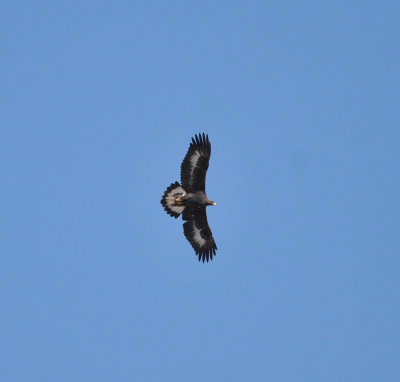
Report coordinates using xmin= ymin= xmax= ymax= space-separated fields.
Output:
xmin=161 ymin=133 xmax=217 ymax=262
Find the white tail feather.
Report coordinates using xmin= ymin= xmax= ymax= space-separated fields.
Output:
xmin=161 ymin=182 xmax=186 ymax=218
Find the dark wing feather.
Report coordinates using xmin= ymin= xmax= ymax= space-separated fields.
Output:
xmin=180 ymin=133 xmax=211 ymax=192
xmin=182 ymin=207 xmax=217 ymax=263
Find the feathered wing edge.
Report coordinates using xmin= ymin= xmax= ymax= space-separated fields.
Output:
xmin=190 ymin=133 xmax=211 ymax=153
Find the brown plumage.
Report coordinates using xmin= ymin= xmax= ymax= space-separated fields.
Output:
xmin=161 ymin=133 xmax=217 ymax=262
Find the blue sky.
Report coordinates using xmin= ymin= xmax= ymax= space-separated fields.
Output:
xmin=1 ymin=1 xmax=399 ymax=381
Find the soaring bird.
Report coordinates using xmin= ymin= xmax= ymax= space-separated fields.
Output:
xmin=161 ymin=133 xmax=217 ymax=262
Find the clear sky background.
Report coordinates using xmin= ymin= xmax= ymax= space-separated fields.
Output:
xmin=1 ymin=2 xmax=399 ymax=381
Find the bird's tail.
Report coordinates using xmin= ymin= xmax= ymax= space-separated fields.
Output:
xmin=161 ymin=182 xmax=186 ymax=218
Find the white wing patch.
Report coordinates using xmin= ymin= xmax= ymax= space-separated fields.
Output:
xmin=190 ymin=150 xmax=201 ymax=167
xmin=188 ymin=150 xmax=201 ymax=185
xmin=192 ymin=223 xmax=207 ymax=247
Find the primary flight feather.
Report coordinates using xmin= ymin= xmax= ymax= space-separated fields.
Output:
xmin=161 ymin=133 xmax=217 ymax=263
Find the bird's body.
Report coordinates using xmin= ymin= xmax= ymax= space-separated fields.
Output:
xmin=161 ymin=133 xmax=217 ymax=262
xmin=178 ymin=191 xmax=215 ymax=207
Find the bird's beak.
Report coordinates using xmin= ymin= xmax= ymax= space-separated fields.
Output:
xmin=211 ymin=202 xmax=216 ymax=206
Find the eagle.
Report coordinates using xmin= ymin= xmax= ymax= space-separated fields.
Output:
xmin=161 ymin=133 xmax=217 ymax=262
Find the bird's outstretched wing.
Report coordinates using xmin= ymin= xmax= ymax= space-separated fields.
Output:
xmin=182 ymin=207 xmax=217 ymax=263
xmin=180 ymin=133 xmax=211 ymax=192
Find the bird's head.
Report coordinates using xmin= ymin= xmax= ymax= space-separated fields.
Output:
xmin=206 ymin=198 xmax=216 ymax=206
